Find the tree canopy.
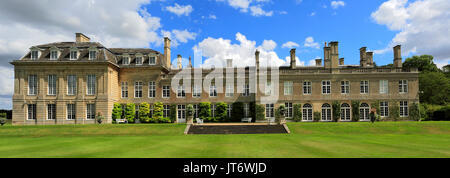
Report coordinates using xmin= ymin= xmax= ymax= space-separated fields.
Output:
xmin=403 ymin=55 xmax=439 ymax=72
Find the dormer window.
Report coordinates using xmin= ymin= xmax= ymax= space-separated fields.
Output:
xmin=89 ymin=50 xmax=97 ymax=60
xmin=70 ymin=51 xmax=78 ymax=60
xmin=149 ymin=56 xmax=156 ymax=65
xmin=50 ymin=50 xmax=58 ymax=60
xmin=122 ymin=56 xmax=130 ymax=65
xmin=31 ymin=50 xmax=39 ymax=60
xmin=136 ymin=56 xmax=143 ymax=65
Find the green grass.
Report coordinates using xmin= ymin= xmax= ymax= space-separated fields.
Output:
xmin=0 ymin=122 xmax=449 ymax=158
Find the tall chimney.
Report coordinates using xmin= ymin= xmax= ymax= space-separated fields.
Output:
xmin=393 ymin=45 xmax=402 ymax=68
xmin=366 ymin=52 xmax=374 ymax=66
xmin=227 ymin=59 xmax=233 ymax=68
xmin=315 ymin=59 xmax=322 ymax=67
xmin=188 ymin=56 xmax=192 ymax=68
xmin=75 ymin=33 xmax=90 ymax=43
xmin=360 ymin=47 xmax=367 ymax=67
xmin=339 ymin=58 xmax=344 ymax=65
xmin=164 ymin=37 xmax=171 ymax=68
xmin=177 ymin=54 xmax=182 ymax=69
xmin=324 ymin=45 xmax=331 ymax=68
xmin=290 ymin=48 xmax=296 ymax=69
xmin=255 ymin=50 xmax=260 ymax=69
xmin=329 ymin=41 xmax=339 ymax=68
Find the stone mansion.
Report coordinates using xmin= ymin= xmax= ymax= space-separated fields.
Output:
xmin=10 ymin=33 xmax=419 ymax=125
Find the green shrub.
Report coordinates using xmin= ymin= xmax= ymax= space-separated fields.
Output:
xmin=125 ymin=103 xmax=136 ymax=123
xmin=152 ymin=102 xmax=164 ymax=123
xmin=0 ymin=112 xmax=7 ymax=119
xmin=170 ymin=105 xmax=177 ymax=123
xmin=390 ymin=101 xmax=400 ymax=121
xmin=216 ymin=102 xmax=228 ymax=122
xmin=199 ymin=102 xmax=211 ymax=121
xmin=186 ymin=104 xmax=194 ymax=117
xmin=409 ymin=102 xmax=420 ymax=121
xmin=139 ymin=102 xmax=150 ymax=123
xmin=159 ymin=117 xmax=172 ymax=123
xmin=275 ymin=104 xmax=286 ymax=123
xmin=351 ymin=101 xmax=360 ymax=122
xmin=313 ymin=112 xmax=321 ymax=122
xmin=433 ymin=105 xmax=450 ymax=121
xmin=112 ymin=103 xmax=122 ymax=121
xmin=231 ymin=102 xmax=244 ymax=122
xmin=293 ymin=104 xmax=302 ymax=122
xmin=332 ymin=101 xmax=341 ymax=122
xmin=249 ymin=102 xmax=256 ymax=122
xmin=255 ymin=104 xmax=265 ymax=120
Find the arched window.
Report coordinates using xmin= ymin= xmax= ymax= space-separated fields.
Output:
xmin=360 ymin=103 xmax=370 ymax=121
xmin=302 ymin=104 xmax=313 ymax=121
xmin=322 ymin=103 xmax=332 ymax=121
xmin=340 ymin=103 xmax=351 ymax=121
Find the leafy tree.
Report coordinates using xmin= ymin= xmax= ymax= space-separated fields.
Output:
xmin=249 ymin=102 xmax=256 ymax=122
xmin=403 ymin=55 xmax=439 ymax=72
xmin=215 ymin=102 xmax=228 ymax=122
xmin=170 ymin=105 xmax=177 ymax=123
xmin=313 ymin=112 xmax=321 ymax=122
xmin=443 ymin=64 xmax=450 ymax=78
xmin=139 ymin=102 xmax=150 ymax=123
xmin=255 ymin=104 xmax=265 ymax=121
xmin=293 ymin=104 xmax=302 ymax=122
xmin=112 ymin=103 xmax=123 ymax=121
xmin=390 ymin=101 xmax=399 ymax=121
xmin=409 ymin=102 xmax=420 ymax=121
xmin=332 ymin=101 xmax=341 ymax=122
xmin=419 ymin=72 xmax=450 ymax=105
xmin=198 ymin=102 xmax=211 ymax=121
xmin=125 ymin=103 xmax=136 ymax=123
xmin=152 ymin=102 xmax=164 ymax=123
xmin=351 ymin=101 xmax=360 ymax=122
xmin=231 ymin=102 xmax=244 ymax=122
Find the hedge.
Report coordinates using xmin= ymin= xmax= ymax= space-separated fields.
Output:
xmin=293 ymin=104 xmax=302 ymax=122
xmin=139 ymin=102 xmax=150 ymax=123
xmin=112 ymin=103 xmax=122 ymax=121
xmin=125 ymin=103 xmax=136 ymax=123
xmin=351 ymin=101 xmax=360 ymax=122
xmin=216 ymin=102 xmax=228 ymax=122
xmin=199 ymin=102 xmax=211 ymax=121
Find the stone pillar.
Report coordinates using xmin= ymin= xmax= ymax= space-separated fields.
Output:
xmin=290 ymin=48 xmax=296 ymax=69
xmin=360 ymin=47 xmax=367 ymax=67
xmin=393 ymin=45 xmax=402 ymax=68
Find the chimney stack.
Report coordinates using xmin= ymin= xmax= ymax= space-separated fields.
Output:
xmin=75 ymin=33 xmax=90 ymax=43
xmin=324 ymin=44 xmax=331 ymax=68
xmin=227 ymin=59 xmax=233 ymax=68
xmin=329 ymin=41 xmax=339 ymax=68
xmin=164 ymin=37 xmax=171 ymax=68
xmin=393 ymin=45 xmax=402 ymax=68
xmin=290 ymin=48 xmax=296 ymax=69
xmin=255 ymin=50 xmax=260 ymax=69
xmin=360 ymin=47 xmax=367 ymax=67
xmin=177 ymin=55 xmax=182 ymax=69
xmin=188 ymin=56 xmax=192 ymax=68
xmin=315 ymin=59 xmax=322 ymax=67
xmin=366 ymin=52 xmax=374 ymax=66
xmin=339 ymin=58 xmax=344 ymax=65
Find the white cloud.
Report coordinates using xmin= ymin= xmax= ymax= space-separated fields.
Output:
xmin=165 ymin=3 xmax=193 ymax=16
xmin=296 ymin=0 xmax=303 ymax=5
xmin=282 ymin=41 xmax=300 ymax=49
xmin=250 ymin=5 xmax=274 ymax=17
xmin=303 ymin=37 xmax=320 ymax=49
xmin=310 ymin=12 xmax=316 ymax=16
xmin=371 ymin=0 xmax=450 ymax=62
xmin=331 ymin=1 xmax=346 ymax=9
xmin=161 ymin=29 xmax=197 ymax=47
xmin=193 ymin=33 xmax=307 ymax=68
xmin=216 ymin=0 xmax=273 ymax=17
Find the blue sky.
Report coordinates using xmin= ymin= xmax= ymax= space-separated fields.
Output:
xmin=143 ymin=0 xmax=400 ymax=66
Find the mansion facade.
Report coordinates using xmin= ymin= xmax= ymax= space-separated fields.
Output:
xmin=10 ymin=33 xmax=419 ymax=125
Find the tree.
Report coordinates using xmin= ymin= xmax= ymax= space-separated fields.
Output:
xmin=152 ymin=102 xmax=164 ymax=123
xmin=125 ymin=103 xmax=135 ymax=123
xmin=332 ymin=101 xmax=341 ymax=122
xmin=390 ymin=101 xmax=399 ymax=121
xmin=231 ymin=102 xmax=244 ymax=122
xmin=112 ymin=103 xmax=122 ymax=121
xmin=419 ymin=72 xmax=450 ymax=105
xmin=170 ymin=105 xmax=177 ymax=123
xmin=443 ymin=64 xmax=450 ymax=78
xmin=199 ymin=102 xmax=211 ymax=121
xmin=293 ymin=104 xmax=302 ymax=122
xmin=139 ymin=102 xmax=150 ymax=123
xmin=215 ymin=102 xmax=228 ymax=122
xmin=403 ymin=55 xmax=439 ymax=73
xmin=351 ymin=101 xmax=360 ymax=122
xmin=409 ymin=102 xmax=420 ymax=121
xmin=255 ymin=104 xmax=265 ymax=121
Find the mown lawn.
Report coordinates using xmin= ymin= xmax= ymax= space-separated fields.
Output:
xmin=0 ymin=121 xmax=449 ymax=158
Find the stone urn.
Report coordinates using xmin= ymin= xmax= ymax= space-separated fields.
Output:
xmin=278 ymin=105 xmax=286 ymax=125
xmin=96 ymin=112 xmax=104 ymax=124
xmin=186 ymin=104 xmax=194 ymax=125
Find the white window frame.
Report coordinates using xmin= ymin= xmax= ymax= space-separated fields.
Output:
xmin=47 ymin=104 xmax=56 ymax=120
xmin=228 ymin=104 xmax=233 ymax=118
xmin=380 ymin=101 xmax=389 ymax=117
xmin=360 ymin=103 xmax=370 ymax=121
xmin=360 ymin=80 xmax=369 ymax=94
xmin=380 ymin=80 xmax=389 ymax=94
xmin=321 ymin=103 xmax=332 ymax=121
xmin=209 ymin=85 xmax=217 ymax=97
xmin=177 ymin=85 xmax=186 ymax=98
xmin=86 ymin=74 xmax=96 ymax=95
xmin=303 ymin=81 xmax=312 ymax=95
xmin=340 ymin=103 xmax=351 ymax=121
xmin=148 ymin=81 xmax=156 ymax=98
xmin=86 ymin=104 xmax=96 ymax=120
xmin=177 ymin=105 xmax=186 ymax=120
xmin=134 ymin=81 xmax=143 ymax=98
xmin=31 ymin=50 xmax=39 ymax=60
xmin=265 ymin=81 xmax=272 ymax=95
xmin=48 ymin=75 xmax=57 ymax=95
xmin=122 ymin=56 xmax=130 ymax=65
xmin=70 ymin=50 xmax=78 ymax=60
xmin=135 ymin=56 xmax=143 ymax=65
xmin=162 ymin=86 xmax=170 ymax=98
xmin=163 ymin=105 xmax=170 ymax=118
xmin=399 ymin=80 xmax=408 ymax=93
xmin=121 ymin=82 xmax=128 ymax=98
xmin=302 ymin=104 xmax=313 ymax=121
xmin=400 ymin=101 xmax=408 ymax=117
xmin=243 ymin=84 xmax=250 ymax=97
xmin=322 ymin=80 xmax=331 ymax=94
xmin=27 ymin=104 xmax=37 ymax=120
xmin=244 ymin=103 xmax=250 ymax=118
xmin=50 ymin=50 xmax=58 ymax=60
xmin=149 ymin=56 xmax=156 ymax=65
xmin=28 ymin=75 xmax=38 ymax=95
xmin=265 ymin=104 xmax=274 ymax=118
xmin=284 ymin=81 xmax=293 ymax=96
xmin=88 ymin=50 xmax=97 ymax=60
xmin=211 ymin=104 xmax=216 ymax=117
xmin=193 ymin=85 xmax=201 ymax=98
xmin=67 ymin=104 xmax=76 ymax=120
xmin=67 ymin=75 xmax=77 ymax=96
xmin=341 ymin=81 xmax=350 ymax=94
xmin=285 ymin=102 xmax=293 ymax=118
xmin=226 ymin=84 xmax=234 ymax=97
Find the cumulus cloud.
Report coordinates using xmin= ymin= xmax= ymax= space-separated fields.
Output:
xmin=216 ymin=0 xmax=273 ymax=17
xmin=250 ymin=5 xmax=274 ymax=17
xmin=303 ymin=37 xmax=320 ymax=49
xmin=193 ymin=33 xmax=308 ymax=68
xmin=331 ymin=1 xmax=346 ymax=9
xmin=282 ymin=41 xmax=300 ymax=49
xmin=165 ymin=3 xmax=193 ymax=16
xmin=371 ymin=0 xmax=450 ymax=61
xmin=162 ymin=29 xmax=197 ymax=47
